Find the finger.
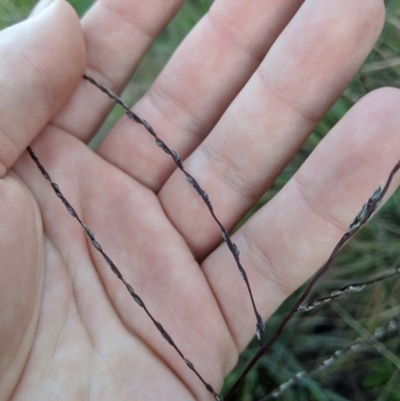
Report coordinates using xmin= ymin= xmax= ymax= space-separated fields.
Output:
xmin=202 ymin=87 xmax=400 ymax=353
xmin=97 ymin=0 xmax=306 ymax=190
xmin=0 ymin=1 xmax=85 ymax=395
xmin=159 ymin=0 xmax=385 ymax=259
xmin=52 ymin=0 xmax=185 ymax=142
xmin=0 ymin=0 xmax=85 ymax=178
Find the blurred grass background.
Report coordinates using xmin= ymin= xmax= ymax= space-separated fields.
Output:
xmin=1 ymin=0 xmax=400 ymax=400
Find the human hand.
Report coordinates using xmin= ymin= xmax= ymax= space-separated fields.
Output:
xmin=1 ymin=0 xmax=399 ymax=400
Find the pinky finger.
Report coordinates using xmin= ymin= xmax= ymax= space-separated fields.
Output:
xmin=202 ymin=87 xmax=400 ymax=355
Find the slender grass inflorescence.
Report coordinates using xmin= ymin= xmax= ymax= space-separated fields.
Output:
xmin=28 ymin=74 xmax=400 ymax=400
xmin=27 ymin=146 xmax=222 ymax=401
xmin=83 ymin=74 xmax=265 ymax=347
xmin=297 ymin=266 xmax=400 ymax=312
xmin=225 ymin=161 xmax=400 ymax=400
xmin=258 ymin=319 xmax=400 ymax=400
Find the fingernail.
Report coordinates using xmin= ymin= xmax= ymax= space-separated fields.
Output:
xmin=30 ymin=0 xmax=56 ymax=17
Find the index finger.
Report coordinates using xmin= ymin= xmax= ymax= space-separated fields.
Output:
xmin=51 ymin=0 xmax=185 ymax=142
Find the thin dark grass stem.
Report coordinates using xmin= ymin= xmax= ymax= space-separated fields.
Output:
xmin=297 ymin=266 xmax=400 ymax=312
xmin=37 ymin=73 xmax=400 ymax=400
xmin=27 ymin=146 xmax=222 ymax=401
xmin=225 ymin=160 xmax=400 ymax=400
xmin=83 ymin=74 xmax=265 ymax=347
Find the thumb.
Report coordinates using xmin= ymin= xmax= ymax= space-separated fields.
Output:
xmin=0 ymin=2 xmax=85 ymax=398
xmin=0 ymin=0 xmax=86 ymax=178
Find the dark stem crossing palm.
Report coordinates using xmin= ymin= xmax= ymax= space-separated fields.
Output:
xmin=28 ymin=74 xmax=400 ymax=400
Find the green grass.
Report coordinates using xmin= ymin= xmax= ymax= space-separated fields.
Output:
xmin=1 ymin=1 xmax=400 ymax=400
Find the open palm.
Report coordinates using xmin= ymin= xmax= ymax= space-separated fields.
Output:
xmin=2 ymin=0 xmax=400 ymax=400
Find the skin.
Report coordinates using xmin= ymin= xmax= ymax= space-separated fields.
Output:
xmin=1 ymin=0 xmax=400 ymax=399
